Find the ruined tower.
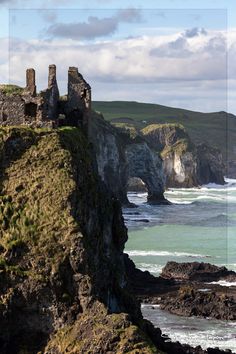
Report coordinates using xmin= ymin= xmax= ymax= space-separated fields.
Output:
xmin=0 ymin=65 xmax=91 ymax=129
xmin=67 ymin=67 xmax=91 ymax=128
xmin=26 ymin=68 xmax=36 ymax=96
xmin=45 ymin=64 xmax=59 ymax=120
xmin=48 ymin=64 xmax=57 ymax=87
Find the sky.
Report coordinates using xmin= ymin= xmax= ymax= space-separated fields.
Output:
xmin=0 ymin=0 xmax=236 ymax=114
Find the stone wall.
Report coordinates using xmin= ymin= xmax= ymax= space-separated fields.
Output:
xmin=0 ymin=93 xmax=25 ymax=125
xmin=40 ymin=64 xmax=59 ymax=121
xmin=0 ymin=65 xmax=91 ymax=130
xmin=66 ymin=67 xmax=91 ymax=128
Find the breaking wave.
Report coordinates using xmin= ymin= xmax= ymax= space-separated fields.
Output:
xmin=127 ymin=250 xmax=211 ymax=258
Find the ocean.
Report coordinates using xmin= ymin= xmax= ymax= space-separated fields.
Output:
xmin=123 ymin=178 xmax=236 ymax=352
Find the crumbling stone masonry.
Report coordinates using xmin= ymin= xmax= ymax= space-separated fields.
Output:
xmin=0 ymin=65 xmax=91 ymax=130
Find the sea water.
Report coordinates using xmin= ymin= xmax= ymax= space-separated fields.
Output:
xmin=141 ymin=304 xmax=236 ymax=351
xmin=124 ymin=178 xmax=236 ymax=352
xmin=124 ymin=178 xmax=236 ymax=275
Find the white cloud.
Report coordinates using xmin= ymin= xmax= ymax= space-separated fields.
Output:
xmin=1 ymin=28 xmax=236 ymax=112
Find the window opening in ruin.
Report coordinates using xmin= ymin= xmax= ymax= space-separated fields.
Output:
xmin=25 ymin=102 xmax=37 ymax=117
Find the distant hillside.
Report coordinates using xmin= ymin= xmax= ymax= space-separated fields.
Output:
xmin=92 ymin=101 xmax=236 ymax=173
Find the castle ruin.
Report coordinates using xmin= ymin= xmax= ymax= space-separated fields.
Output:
xmin=0 ymin=65 xmax=91 ymax=130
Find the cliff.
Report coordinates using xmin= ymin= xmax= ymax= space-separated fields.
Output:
xmin=141 ymin=124 xmax=225 ymax=188
xmin=0 ymin=126 xmax=156 ymax=353
xmin=0 ymin=127 xmax=231 ymax=354
xmin=89 ymin=111 xmax=166 ymax=204
xmin=93 ymin=101 xmax=236 ymax=178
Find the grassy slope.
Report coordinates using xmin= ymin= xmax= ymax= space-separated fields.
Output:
xmin=92 ymin=101 xmax=236 ymax=162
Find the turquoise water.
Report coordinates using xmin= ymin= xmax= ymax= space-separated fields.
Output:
xmin=142 ymin=304 xmax=236 ymax=352
xmin=124 ymin=178 xmax=236 ymax=352
xmin=124 ymin=178 xmax=236 ymax=275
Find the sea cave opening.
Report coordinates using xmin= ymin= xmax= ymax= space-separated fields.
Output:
xmin=126 ymin=177 xmax=148 ymax=204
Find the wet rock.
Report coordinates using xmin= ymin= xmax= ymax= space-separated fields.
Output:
xmin=161 ymin=261 xmax=236 ymax=282
xmin=161 ymin=286 xmax=236 ymax=320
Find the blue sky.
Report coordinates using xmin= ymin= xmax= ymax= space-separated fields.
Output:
xmin=0 ymin=0 xmax=236 ymax=113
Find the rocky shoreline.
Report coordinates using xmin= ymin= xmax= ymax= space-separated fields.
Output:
xmin=125 ymin=256 xmax=236 ymax=323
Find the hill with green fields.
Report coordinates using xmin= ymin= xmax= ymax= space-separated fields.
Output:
xmin=92 ymin=101 xmax=236 ymax=174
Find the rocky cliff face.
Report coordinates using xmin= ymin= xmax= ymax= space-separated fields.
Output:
xmin=0 ymin=127 xmax=231 ymax=354
xmin=125 ymin=141 xmax=166 ymax=203
xmin=0 ymin=126 xmax=157 ymax=353
xmin=141 ymin=124 xmax=225 ymax=188
xmin=89 ymin=112 xmax=166 ymax=204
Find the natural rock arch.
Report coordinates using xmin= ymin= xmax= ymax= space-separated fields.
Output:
xmin=89 ymin=112 xmax=168 ymax=206
xmin=125 ymin=142 xmax=166 ymax=204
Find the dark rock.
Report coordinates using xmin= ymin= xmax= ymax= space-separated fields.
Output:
xmin=196 ymin=143 xmax=225 ymax=185
xmin=133 ymin=219 xmax=150 ymax=223
xmin=161 ymin=285 xmax=236 ymax=320
xmin=89 ymin=111 xmax=168 ymax=205
xmin=161 ymin=261 xmax=236 ymax=282
xmin=141 ymin=124 xmax=225 ymax=188
xmin=127 ymin=177 xmax=148 ymax=192
xmin=125 ymin=256 xmax=236 ymax=323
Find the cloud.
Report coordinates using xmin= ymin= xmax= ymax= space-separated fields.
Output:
xmin=2 ymin=28 xmax=235 ymax=112
xmin=46 ymin=8 xmax=142 ymax=40
xmin=204 ymin=35 xmax=226 ymax=53
xmin=183 ymin=27 xmax=207 ymax=38
xmin=150 ymin=27 xmax=224 ymax=59
xmin=6 ymin=30 xmax=230 ymax=84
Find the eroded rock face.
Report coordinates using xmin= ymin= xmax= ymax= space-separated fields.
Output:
xmin=196 ymin=143 xmax=225 ymax=185
xmin=0 ymin=127 xmax=145 ymax=353
xmin=141 ymin=124 xmax=225 ymax=188
xmin=125 ymin=142 xmax=166 ymax=203
xmin=89 ymin=112 xmax=166 ymax=205
xmin=162 ymin=143 xmax=199 ymax=187
xmin=88 ymin=112 xmax=129 ymax=204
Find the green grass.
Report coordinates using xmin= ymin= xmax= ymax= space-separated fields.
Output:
xmin=92 ymin=101 xmax=236 ymax=162
xmin=0 ymin=84 xmax=24 ymax=96
xmin=0 ymin=126 xmax=90 ymax=279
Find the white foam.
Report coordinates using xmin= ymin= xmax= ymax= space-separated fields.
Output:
xmin=141 ymin=303 xmax=161 ymax=309
xmin=208 ymin=280 xmax=236 ymax=287
xmin=165 ymin=199 xmax=193 ymax=205
xmin=137 ymin=192 xmax=148 ymax=197
xmin=219 ymin=263 xmax=236 ymax=271
xmin=138 ymin=263 xmax=163 ymax=274
xmin=142 ymin=306 xmax=236 ymax=352
xmin=127 ymin=250 xmax=211 ymax=258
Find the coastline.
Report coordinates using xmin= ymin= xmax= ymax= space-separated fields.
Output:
xmin=124 ymin=180 xmax=236 ymax=352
